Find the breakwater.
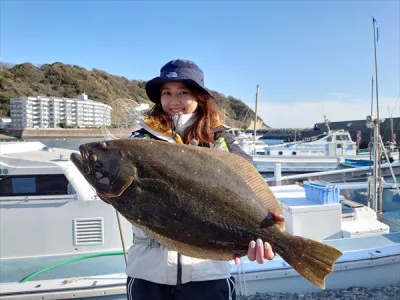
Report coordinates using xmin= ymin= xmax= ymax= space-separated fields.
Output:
xmin=0 ymin=128 xmax=135 ymax=139
xmin=252 ymin=128 xmax=316 ymax=141
xmin=253 ymin=117 xmax=400 ymax=148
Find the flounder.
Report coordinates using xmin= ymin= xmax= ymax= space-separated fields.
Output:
xmin=70 ymin=138 xmax=342 ymax=289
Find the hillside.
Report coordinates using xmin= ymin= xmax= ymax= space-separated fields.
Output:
xmin=0 ymin=62 xmax=268 ymax=129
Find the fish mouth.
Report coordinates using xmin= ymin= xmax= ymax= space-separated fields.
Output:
xmin=70 ymin=147 xmax=90 ymax=174
xmin=70 ymin=152 xmax=83 ymax=170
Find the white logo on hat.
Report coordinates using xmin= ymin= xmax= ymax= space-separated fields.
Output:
xmin=166 ymin=72 xmax=178 ymax=78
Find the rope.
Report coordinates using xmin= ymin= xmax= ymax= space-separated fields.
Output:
xmin=116 ymin=210 xmax=128 ymax=265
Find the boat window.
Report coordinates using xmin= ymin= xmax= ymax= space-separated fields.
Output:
xmin=292 ymin=151 xmax=297 ymax=155
xmin=0 ymin=175 xmax=69 ymax=197
xmin=278 ymin=151 xmax=283 ymax=155
xmin=266 ymin=151 xmax=270 ymax=155
xmin=337 ymin=135 xmax=350 ymax=141
xmin=327 ymin=136 xmax=332 ymax=142
xmin=337 ymin=144 xmax=342 ymax=148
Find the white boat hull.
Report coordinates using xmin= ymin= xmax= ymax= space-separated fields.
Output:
xmin=252 ymin=155 xmax=341 ymax=173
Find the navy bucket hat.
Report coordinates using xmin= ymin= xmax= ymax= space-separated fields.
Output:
xmin=145 ymin=59 xmax=215 ymax=104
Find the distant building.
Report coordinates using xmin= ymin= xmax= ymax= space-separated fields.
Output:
xmin=10 ymin=94 xmax=112 ymax=128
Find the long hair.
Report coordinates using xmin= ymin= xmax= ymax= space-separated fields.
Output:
xmin=147 ymin=87 xmax=221 ymax=144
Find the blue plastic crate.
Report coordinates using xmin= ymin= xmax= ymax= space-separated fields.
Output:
xmin=303 ymin=181 xmax=340 ymax=205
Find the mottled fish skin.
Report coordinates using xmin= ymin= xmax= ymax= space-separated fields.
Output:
xmin=70 ymin=138 xmax=343 ymax=289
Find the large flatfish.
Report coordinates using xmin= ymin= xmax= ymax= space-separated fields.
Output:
xmin=70 ymin=138 xmax=342 ymax=289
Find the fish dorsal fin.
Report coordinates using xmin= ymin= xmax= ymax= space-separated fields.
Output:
xmin=196 ymin=147 xmax=284 ymax=230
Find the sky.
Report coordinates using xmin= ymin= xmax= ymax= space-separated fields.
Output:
xmin=1 ymin=0 xmax=399 ymax=128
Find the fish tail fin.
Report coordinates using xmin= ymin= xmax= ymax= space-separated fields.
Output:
xmin=267 ymin=229 xmax=343 ymax=289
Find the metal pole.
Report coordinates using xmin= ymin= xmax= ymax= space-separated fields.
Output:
xmin=373 ymin=18 xmax=379 ymax=126
xmin=373 ymin=17 xmax=383 ymax=217
xmin=274 ymin=163 xmax=282 ymax=186
xmin=390 ymin=115 xmax=394 ymax=142
xmin=372 ymin=123 xmax=378 ymax=212
xmin=369 ymin=74 xmax=374 ymax=167
xmin=253 ymin=85 xmax=260 ymax=147
xmin=367 ymin=75 xmax=374 ymax=205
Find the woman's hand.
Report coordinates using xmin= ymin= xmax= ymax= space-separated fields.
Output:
xmin=233 ymin=239 xmax=274 ymax=266
xmin=233 ymin=213 xmax=285 ymax=266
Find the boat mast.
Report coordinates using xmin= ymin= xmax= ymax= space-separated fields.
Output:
xmin=369 ymin=74 xmax=374 ymax=173
xmin=372 ymin=17 xmax=383 ymax=217
xmin=253 ymin=85 xmax=260 ymax=148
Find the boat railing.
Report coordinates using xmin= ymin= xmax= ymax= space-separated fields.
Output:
xmin=0 ymin=194 xmax=77 ymax=202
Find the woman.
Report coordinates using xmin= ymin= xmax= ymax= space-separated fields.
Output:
xmin=126 ymin=59 xmax=283 ymax=300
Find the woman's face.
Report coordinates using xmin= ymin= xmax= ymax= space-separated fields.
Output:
xmin=160 ymin=82 xmax=198 ymax=116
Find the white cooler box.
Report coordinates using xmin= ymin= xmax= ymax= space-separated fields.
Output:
xmin=341 ymin=219 xmax=390 ymax=238
xmin=279 ymin=197 xmax=342 ymax=241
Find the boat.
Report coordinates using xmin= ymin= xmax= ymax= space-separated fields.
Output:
xmin=1 ymin=139 xmax=399 ymax=299
xmin=242 ymin=86 xmax=358 ymax=173
xmin=251 ymin=117 xmax=367 ymax=173
xmin=342 ymin=141 xmax=399 ymax=168
xmin=0 ymin=141 xmax=133 ymax=299
xmin=252 ymin=116 xmax=399 ymax=174
xmin=226 ymin=127 xmax=266 ymax=154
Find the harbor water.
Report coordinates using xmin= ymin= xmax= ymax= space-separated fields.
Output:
xmin=1 ymin=137 xmax=286 ymax=178
xmin=0 ymin=137 xmax=286 ymax=151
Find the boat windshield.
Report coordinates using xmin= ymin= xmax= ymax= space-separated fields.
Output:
xmin=336 ymin=135 xmax=350 ymax=141
xmin=315 ymin=134 xmax=328 ymax=141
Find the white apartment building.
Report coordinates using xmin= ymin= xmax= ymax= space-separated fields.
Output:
xmin=10 ymin=94 xmax=112 ymax=128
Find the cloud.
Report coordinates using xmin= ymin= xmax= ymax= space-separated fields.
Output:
xmin=256 ymin=97 xmax=399 ymax=128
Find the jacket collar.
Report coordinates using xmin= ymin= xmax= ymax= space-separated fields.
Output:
xmin=140 ymin=118 xmax=183 ymax=144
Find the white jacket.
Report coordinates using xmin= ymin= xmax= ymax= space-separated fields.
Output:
xmin=125 ymin=226 xmax=232 ymax=285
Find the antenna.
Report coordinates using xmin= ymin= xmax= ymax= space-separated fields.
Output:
xmin=324 ymin=115 xmax=331 ymax=133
